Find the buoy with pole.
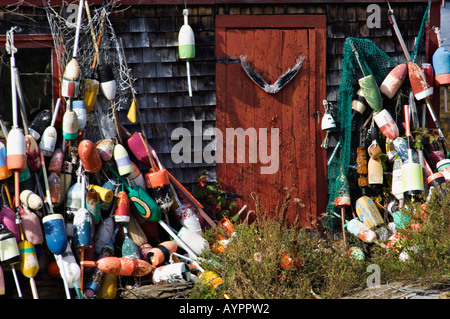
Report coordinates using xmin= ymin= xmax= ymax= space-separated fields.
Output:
xmin=433 ymin=26 xmax=450 ymax=113
xmin=40 ymin=98 xmax=62 ymax=157
xmin=178 ymin=8 xmax=195 ymax=97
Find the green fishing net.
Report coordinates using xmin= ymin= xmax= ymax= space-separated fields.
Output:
xmin=323 ymin=5 xmax=429 ymax=229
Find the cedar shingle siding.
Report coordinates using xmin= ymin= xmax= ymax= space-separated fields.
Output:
xmin=0 ymin=2 xmax=430 ymax=190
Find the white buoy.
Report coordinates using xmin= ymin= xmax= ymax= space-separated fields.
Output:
xmin=178 ymin=8 xmax=195 ymax=97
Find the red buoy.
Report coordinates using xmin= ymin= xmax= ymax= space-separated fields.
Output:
xmin=78 ymin=140 xmax=102 ymax=174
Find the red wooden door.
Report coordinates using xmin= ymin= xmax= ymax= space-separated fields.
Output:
xmin=215 ymin=15 xmax=327 ymax=228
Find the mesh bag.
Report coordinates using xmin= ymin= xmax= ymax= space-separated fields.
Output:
xmin=323 ymin=5 xmax=429 ymax=229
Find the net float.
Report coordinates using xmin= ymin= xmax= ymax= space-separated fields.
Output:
xmin=84 ymin=244 xmax=114 ymax=299
xmin=7 ymin=127 xmax=27 ymax=172
xmin=19 ymin=190 xmax=43 ymax=211
xmin=147 ymin=241 xmax=178 ymax=266
xmin=373 ymin=109 xmax=399 ymax=141
xmin=96 ymin=272 xmax=117 ymax=299
xmin=94 ymin=216 xmax=115 ymax=255
xmin=0 ymin=207 xmax=20 ymax=243
xmin=177 ymin=227 xmax=209 ymax=256
xmin=0 ymin=226 xmax=22 ymax=297
xmin=129 ymin=161 xmax=147 ymax=190
xmin=20 ymin=209 xmax=44 ymax=246
xmin=114 ymin=143 xmax=133 ymax=176
xmin=39 ymin=98 xmax=61 ymax=157
xmin=96 ymin=138 xmax=115 ymax=162
xmin=62 ymin=59 xmax=81 ymax=98
xmin=42 ymin=213 xmax=68 ymax=256
xmin=28 ymin=109 xmax=52 ymax=141
xmin=178 ymin=8 xmax=195 ymax=97
xmin=433 ymin=27 xmax=450 ymax=112
xmin=98 ymin=64 xmax=116 ymax=101
xmin=0 ymin=142 xmax=12 ymax=180
xmin=78 ymin=139 xmax=102 ymax=174
xmin=83 ymin=79 xmax=99 ymax=114
xmin=86 ymin=189 xmax=101 ymax=223
xmin=18 ymin=239 xmax=39 ymax=298
xmin=25 ymin=134 xmax=41 ymax=172
xmin=153 ymin=262 xmax=190 ymax=284
xmin=62 ymin=109 xmax=79 ymax=141
xmin=380 ymin=63 xmax=407 ymax=99
xmin=114 ymin=191 xmax=131 ymax=223
xmin=72 ymin=100 xmax=87 ymax=131
xmin=89 ymin=184 xmax=114 ymax=204
xmin=355 ymin=196 xmax=384 ymax=229
xmin=82 ymin=257 xmax=153 ymax=277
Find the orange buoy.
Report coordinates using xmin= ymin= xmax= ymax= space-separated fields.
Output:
xmin=7 ymin=127 xmax=27 ymax=172
xmin=83 ymin=257 xmax=153 ymax=277
xmin=147 ymin=241 xmax=177 ymax=266
xmin=78 ymin=140 xmax=102 ymax=174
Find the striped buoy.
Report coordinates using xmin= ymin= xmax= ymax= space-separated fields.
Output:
xmin=178 ymin=8 xmax=195 ymax=97
xmin=28 ymin=109 xmax=52 ymax=141
xmin=147 ymin=241 xmax=177 ymax=266
xmin=98 ymin=64 xmax=116 ymax=101
xmin=19 ymin=240 xmax=39 ymax=298
xmin=7 ymin=127 xmax=27 ymax=171
xmin=62 ymin=110 xmax=79 ymax=141
xmin=153 ymin=262 xmax=190 ymax=284
xmin=62 ymin=59 xmax=81 ymax=98
xmin=96 ymin=138 xmax=115 ymax=162
xmin=373 ymin=109 xmax=399 ymax=140
xmin=114 ymin=191 xmax=130 ymax=223
xmin=114 ymin=143 xmax=132 ymax=176
xmin=40 ymin=98 xmax=61 ymax=157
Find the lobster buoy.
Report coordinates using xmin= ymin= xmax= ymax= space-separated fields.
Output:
xmin=175 ymin=199 xmax=202 ymax=235
xmin=145 ymin=168 xmax=173 ymax=214
xmin=62 ymin=59 xmax=81 ymax=98
xmin=177 ymin=227 xmax=209 ymax=256
xmin=147 ymin=241 xmax=177 ymax=266
xmin=86 ymin=189 xmax=101 ymax=223
xmin=352 ymin=89 xmax=367 ymax=115
xmin=178 ymin=8 xmax=195 ymax=97
xmin=62 ymin=109 xmax=79 ymax=141
xmin=55 ymin=242 xmax=81 ymax=289
xmin=114 ymin=191 xmax=130 ymax=223
xmin=83 ymin=257 xmax=153 ymax=277
xmin=121 ymin=229 xmax=140 ymax=259
xmin=358 ymin=74 xmax=382 ymax=112
xmin=21 ymin=210 xmax=44 ymax=246
xmin=346 ymin=218 xmax=377 ymax=243
xmin=48 ymin=172 xmax=62 ymax=204
xmin=373 ymin=109 xmax=399 ymax=141
xmin=0 ymin=142 xmax=12 ymax=180
xmin=153 ymin=262 xmax=190 ymax=284
xmin=19 ymin=190 xmax=43 ymax=211
xmin=72 ymin=100 xmax=87 ymax=131
xmin=7 ymin=127 xmax=27 ymax=171
xmin=367 ymin=141 xmax=383 ymax=185
xmin=355 ymin=196 xmax=384 ymax=229
xmin=98 ymin=64 xmax=116 ymax=101
xmin=433 ymin=27 xmax=450 ymax=111
xmin=94 ymin=217 xmax=115 ymax=255
xmin=126 ymin=131 xmax=156 ymax=167
xmin=0 ymin=226 xmax=20 ymax=266
xmin=18 ymin=240 xmax=39 ymax=280
xmin=89 ymin=184 xmax=114 ymax=205
xmin=73 ymin=207 xmax=92 ymax=249
xmin=0 ymin=207 xmax=20 ymax=243
xmin=114 ymin=143 xmax=132 ymax=176
xmin=42 ymin=214 xmax=68 ymax=255
xmin=391 ymin=158 xmax=404 ymax=202
xmin=380 ymin=63 xmax=407 ymax=99
xmin=49 ymin=148 xmax=64 ymax=174
xmin=78 ymin=140 xmax=102 ymax=174
xmin=39 ymin=98 xmax=61 ymax=157
xmin=96 ymin=273 xmax=117 ymax=299
xmin=83 ymin=78 xmax=99 ymax=114
xmin=129 ymin=161 xmax=147 ymax=190
xmin=28 ymin=109 xmax=52 ymax=141
xmin=84 ymin=244 xmax=114 ymax=298
xmin=99 ymin=181 xmax=116 ymax=213
xmin=96 ymin=138 xmax=115 ymax=162
xmin=421 ymin=63 xmax=434 ymax=96
xmin=25 ymin=134 xmax=42 ymax=172
xmin=408 ymin=62 xmax=433 ymax=100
